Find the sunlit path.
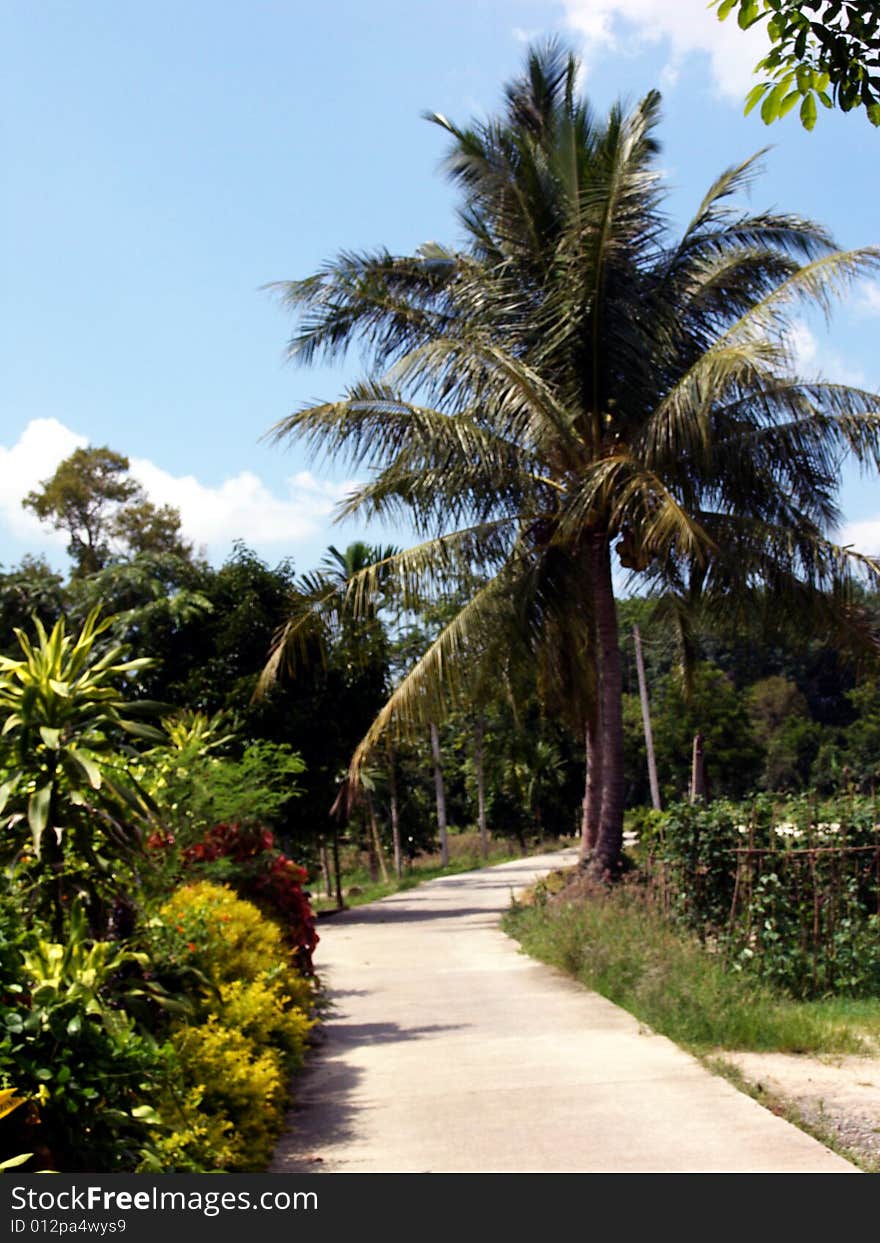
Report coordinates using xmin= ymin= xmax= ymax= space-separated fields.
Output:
xmin=271 ymin=851 xmax=856 ymax=1173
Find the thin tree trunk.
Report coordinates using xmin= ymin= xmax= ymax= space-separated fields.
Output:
xmin=580 ymin=714 xmax=602 ymax=858
xmin=633 ymin=624 xmax=662 ymax=812
xmin=319 ymin=835 xmax=333 ymax=899
xmin=475 ymin=711 xmax=488 ymax=859
xmin=690 ymin=732 xmax=706 ymax=802
xmin=387 ymin=740 xmax=402 ymax=879
xmin=429 ymin=721 xmax=449 ymax=866
xmin=592 ymin=532 xmax=626 ymax=879
xmin=332 ymin=828 xmax=344 ymax=910
xmin=365 ymin=789 xmax=389 ymax=883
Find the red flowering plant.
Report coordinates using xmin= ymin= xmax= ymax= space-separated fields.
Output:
xmin=183 ymin=824 xmax=318 ymax=973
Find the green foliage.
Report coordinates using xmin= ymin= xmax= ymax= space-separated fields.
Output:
xmin=653 ymin=795 xmax=880 ymax=998
xmin=140 ymin=725 xmax=305 ymax=840
xmin=0 ymin=607 xmax=163 ymax=933
xmin=215 ymin=974 xmax=313 ymax=1065
xmin=0 ymin=899 xmax=166 ymax=1172
xmin=651 ymin=665 xmax=764 ymax=801
xmin=714 ymin=0 xmax=880 ymax=127
xmin=166 ymin=1020 xmax=286 ymax=1172
xmin=0 ymin=558 xmax=66 ymax=655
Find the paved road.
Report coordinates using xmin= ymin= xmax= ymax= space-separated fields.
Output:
xmin=271 ymin=850 xmax=857 ymax=1173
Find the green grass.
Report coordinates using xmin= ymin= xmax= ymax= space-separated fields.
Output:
xmin=502 ymin=881 xmax=880 ymax=1056
xmin=313 ymin=833 xmax=574 ymax=913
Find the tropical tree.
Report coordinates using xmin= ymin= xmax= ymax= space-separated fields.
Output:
xmin=23 ymin=446 xmax=191 ymax=577
xmin=266 ymin=41 xmax=880 ymax=877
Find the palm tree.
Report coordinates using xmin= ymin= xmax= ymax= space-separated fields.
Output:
xmin=266 ymin=41 xmax=880 ymax=878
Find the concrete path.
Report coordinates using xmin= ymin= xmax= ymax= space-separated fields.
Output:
xmin=271 ymin=850 xmax=857 ymax=1173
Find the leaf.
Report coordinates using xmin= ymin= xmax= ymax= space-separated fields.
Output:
xmin=744 ymin=82 xmax=771 ymax=115
xmin=0 ymin=1153 xmax=34 ymax=1171
xmin=777 ymin=89 xmax=802 ymax=118
xmin=117 ymin=719 xmax=166 ymax=742
xmin=800 ymin=92 xmax=817 ymax=131
xmin=0 ymin=777 xmax=18 ymax=816
xmin=66 ymin=1014 xmax=82 ymax=1036
xmin=39 ymin=726 xmax=62 ymax=750
xmin=716 ymin=0 xmax=737 ymax=20
xmin=868 ymin=103 xmax=880 ymax=127
xmin=28 ymin=784 xmax=53 ymax=853
xmin=131 ymin=1105 xmax=162 ymax=1123
xmin=738 ymin=1 xmax=759 ymax=30
xmin=761 ymin=84 xmax=785 ymax=124
xmin=66 ymin=748 xmax=102 ymax=790
xmin=0 ymin=1089 xmax=26 ymax=1120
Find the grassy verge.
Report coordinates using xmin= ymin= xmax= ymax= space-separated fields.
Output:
xmin=313 ymin=833 xmax=574 ymax=913
xmin=502 ymin=880 xmax=879 ymax=1055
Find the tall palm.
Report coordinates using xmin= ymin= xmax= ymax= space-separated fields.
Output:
xmin=266 ymin=42 xmax=880 ymax=877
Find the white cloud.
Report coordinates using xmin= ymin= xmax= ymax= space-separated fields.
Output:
xmin=560 ymin=0 xmax=767 ymax=98
xmin=856 ymin=280 xmax=880 ymax=316
xmin=837 ymin=516 xmax=880 ymax=558
xmin=0 ymin=418 xmax=87 ymax=544
xmin=0 ymin=418 xmax=360 ymax=566
xmin=129 ymin=456 xmax=360 ymax=555
xmin=784 ymin=319 xmax=867 ymax=389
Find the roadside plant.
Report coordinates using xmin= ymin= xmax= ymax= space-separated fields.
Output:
xmin=0 ymin=900 xmax=167 ymax=1172
xmin=0 ymin=607 xmax=163 ymax=935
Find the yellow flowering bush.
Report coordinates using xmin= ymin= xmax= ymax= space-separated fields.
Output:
xmin=149 ymin=881 xmax=316 ymax=1171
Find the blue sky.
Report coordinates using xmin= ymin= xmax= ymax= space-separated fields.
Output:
xmin=3 ymin=0 xmax=879 ymax=576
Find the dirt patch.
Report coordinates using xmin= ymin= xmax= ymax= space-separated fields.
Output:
xmin=715 ymin=1050 xmax=880 ymax=1169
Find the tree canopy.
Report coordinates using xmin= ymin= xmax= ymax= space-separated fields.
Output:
xmin=714 ymin=0 xmax=880 ymax=127
xmin=23 ymin=446 xmax=192 ymax=575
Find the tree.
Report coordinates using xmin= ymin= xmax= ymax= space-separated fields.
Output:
xmin=713 ymin=0 xmax=880 ymax=127
xmin=23 ymin=446 xmax=191 ymax=576
xmin=267 ymin=41 xmax=880 ymax=878
xmin=0 ymin=557 xmax=66 ymax=653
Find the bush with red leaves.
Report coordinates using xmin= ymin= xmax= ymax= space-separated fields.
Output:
xmin=182 ymin=823 xmax=318 ymax=972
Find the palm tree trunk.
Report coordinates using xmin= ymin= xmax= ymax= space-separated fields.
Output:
xmin=592 ymin=532 xmax=625 ymax=879
xmin=429 ymin=721 xmax=449 ymax=866
xmin=580 ymin=713 xmax=602 ymax=857
xmin=475 ymin=711 xmax=488 ymax=859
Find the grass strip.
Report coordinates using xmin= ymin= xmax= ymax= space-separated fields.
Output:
xmin=502 ymin=884 xmax=872 ymax=1055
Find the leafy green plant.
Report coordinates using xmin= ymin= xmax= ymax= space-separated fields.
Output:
xmin=0 ymin=607 xmax=163 ymax=934
xmin=0 ymin=901 xmax=167 ymax=1172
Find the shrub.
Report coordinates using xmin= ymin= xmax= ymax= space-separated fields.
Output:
xmin=0 ymin=905 xmax=167 ymax=1172
xmin=218 ymin=975 xmax=313 ymax=1066
xmin=166 ymin=1021 xmax=286 ymax=1172
xmin=157 ymin=881 xmax=289 ymax=984
xmin=182 ymin=825 xmax=319 ymax=970
xmin=653 ymin=795 xmax=880 ymax=998
xmin=149 ymin=881 xmax=315 ymax=1172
